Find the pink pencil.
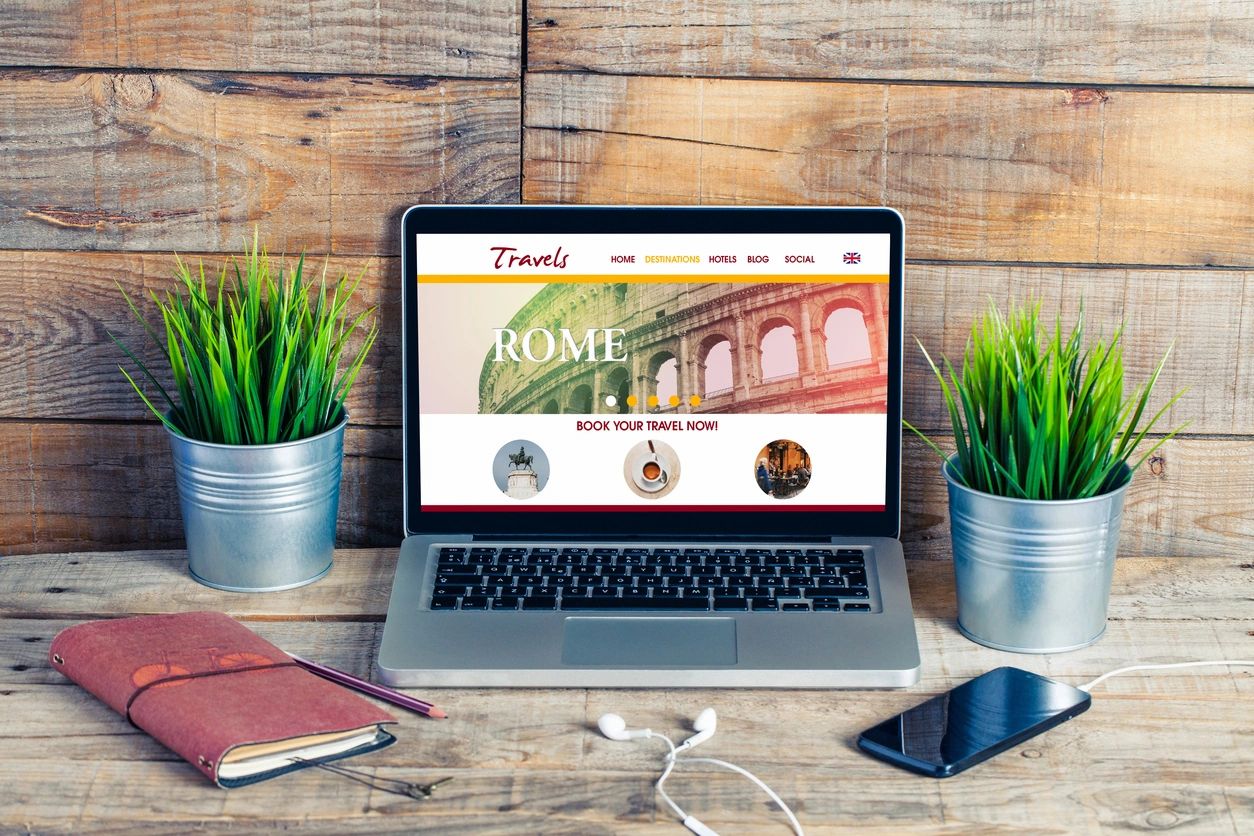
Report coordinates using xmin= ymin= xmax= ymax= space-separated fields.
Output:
xmin=288 ymin=654 xmax=447 ymax=719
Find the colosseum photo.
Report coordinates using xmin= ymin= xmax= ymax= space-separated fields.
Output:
xmin=478 ymin=281 xmax=890 ymax=416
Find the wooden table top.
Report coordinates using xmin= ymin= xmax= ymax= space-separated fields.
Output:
xmin=1 ymin=550 xmax=1249 ymax=834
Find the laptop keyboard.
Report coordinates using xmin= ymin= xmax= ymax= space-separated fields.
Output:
xmin=428 ymin=546 xmax=873 ymax=612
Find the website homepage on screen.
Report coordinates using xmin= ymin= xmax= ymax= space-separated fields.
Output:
xmin=415 ymin=233 xmax=890 ymax=512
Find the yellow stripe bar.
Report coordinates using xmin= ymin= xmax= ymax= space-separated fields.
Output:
xmin=417 ymin=273 xmax=889 ymax=284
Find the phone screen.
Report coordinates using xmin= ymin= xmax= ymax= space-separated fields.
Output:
xmin=858 ymin=667 xmax=1091 ymax=777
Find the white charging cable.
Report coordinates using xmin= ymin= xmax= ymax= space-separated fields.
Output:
xmin=1078 ymin=659 xmax=1254 ymax=692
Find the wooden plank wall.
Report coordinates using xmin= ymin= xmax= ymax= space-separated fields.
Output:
xmin=1 ymin=1 xmax=1251 ymax=557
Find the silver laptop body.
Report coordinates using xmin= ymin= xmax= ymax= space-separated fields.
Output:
xmin=378 ymin=206 xmax=921 ymax=688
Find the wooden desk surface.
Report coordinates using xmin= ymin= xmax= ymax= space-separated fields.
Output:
xmin=1 ymin=550 xmax=1249 ymax=834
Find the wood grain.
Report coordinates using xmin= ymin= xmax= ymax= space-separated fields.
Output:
xmin=524 ymin=73 xmax=1254 ymax=266
xmin=0 ymin=0 xmax=519 ymax=78
xmin=0 ymin=71 xmax=520 ymax=255
xmin=3 ymin=550 xmax=1251 ymax=626
xmin=901 ymin=436 xmax=1254 ymax=561
xmin=0 ymin=250 xmax=401 ymax=425
xmin=527 ymin=0 xmax=1254 ymax=86
xmin=0 ymin=554 xmax=1250 ymax=832
xmin=3 ymin=425 xmax=1250 ymax=556
xmin=3 ymin=251 xmax=1246 ymax=434
xmin=0 ymin=423 xmax=402 ymax=554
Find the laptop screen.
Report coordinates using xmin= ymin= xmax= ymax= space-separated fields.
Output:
xmin=412 ymin=229 xmax=892 ymax=516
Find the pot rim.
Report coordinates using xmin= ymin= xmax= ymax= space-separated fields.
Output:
xmin=942 ymin=454 xmax=1131 ymax=506
xmin=163 ymin=409 xmax=348 ymax=451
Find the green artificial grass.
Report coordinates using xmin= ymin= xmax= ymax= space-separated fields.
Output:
xmin=112 ymin=232 xmax=378 ymax=445
xmin=905 ymin=300 xmax=1185 ymax=500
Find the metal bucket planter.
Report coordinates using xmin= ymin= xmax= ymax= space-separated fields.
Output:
xmin=943 ymin=457 xmax=1131 ymax=653
xmin=166 ymin=414 xmax=346 ymax=592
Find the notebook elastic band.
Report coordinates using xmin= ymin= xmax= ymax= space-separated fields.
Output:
xmin=125 ymin=661 xmax=301 ymax=727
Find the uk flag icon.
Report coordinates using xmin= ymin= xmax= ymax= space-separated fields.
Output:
xmin=843 ymin=252 xmax=861 ymax=264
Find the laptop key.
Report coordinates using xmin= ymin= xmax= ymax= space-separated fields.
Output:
xmin=561 ymin=596 xmax=708 ymax=611
xmin=437 ymin=573 xmax=480 ymax=586
xmin=522 ymin=595 xmax=558 ymax=610
xmin=844 ymin=603 xmax=872 ymax=611
xmin=782 ymin=602 xmax=810 ymax=611
xmin=430 ymin=595 xmax=458 ymax=610
xmin=492 ymin=597 xmax=520 ymax=610
xmin=750 ymin=598 xmax=778 ymax=611
xmin=460 ymin=596 xmax=488 ymax=610
xmin=713 ymin=597 xmax=749 ymax=610
xmin=433 ymin=584 xmax=467 ymax=596
xmin=813 ymin=602 xmax=842 ymax=610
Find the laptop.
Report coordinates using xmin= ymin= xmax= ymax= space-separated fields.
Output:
xmin=378 ymin=206 xmax=920 ymax=687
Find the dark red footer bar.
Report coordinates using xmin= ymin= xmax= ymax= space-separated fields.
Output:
xmin=422 ymin=505 xmax=886 ymax=513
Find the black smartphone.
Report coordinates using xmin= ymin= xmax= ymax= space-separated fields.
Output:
xmin=857 ymin=666 xmax=1091 ymax=778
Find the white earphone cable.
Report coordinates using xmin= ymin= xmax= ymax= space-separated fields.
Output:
xmin=678 ymin=756 xmax=805 ymax=836
xmin=1078 ymin=659 xmax=1254 ymax=692
xmin=641 ymin=731 xmax=689 ymax=822
xmin=633 ymin=728 xmax=804 ymax=835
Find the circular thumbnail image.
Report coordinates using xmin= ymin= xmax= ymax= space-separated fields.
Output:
xmin=622 ymin=439 xmax=681 ymax=500
xmin=754 ymin=439 xmax=812 ymax=500
xmin=492 ymin=440 xmax=550 ymax=501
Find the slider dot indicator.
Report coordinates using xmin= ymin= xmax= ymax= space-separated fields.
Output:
xmin=605 ymin=395 xmax=618 ymax=408
xmin=626 ymin=395 xmax=639 ymax=407
xmin=647 ymin=395 xmax=659 ymax=408
xmin=689 ymin=395 xmax=702 ymax=407
xmin=668 ymin=395 xmax=680 ymax=407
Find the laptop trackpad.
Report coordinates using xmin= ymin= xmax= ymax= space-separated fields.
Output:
xmin=561 ymin=617 xmax=737 ymax=667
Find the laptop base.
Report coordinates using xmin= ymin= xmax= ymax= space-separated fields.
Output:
xmin=378 ymin=534 xmax=921 ymax=688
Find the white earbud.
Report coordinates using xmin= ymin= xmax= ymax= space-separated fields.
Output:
xmin=675 ymin=707 xmax=717 ymax=753
xmin=598 ymin=713 xmax=653 ymax=741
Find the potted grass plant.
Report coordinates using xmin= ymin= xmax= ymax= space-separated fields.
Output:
xmin=906 ymin=301 xmax=1183 ymax=652
xmin=112 ymin=234 xmax=378 ymax=592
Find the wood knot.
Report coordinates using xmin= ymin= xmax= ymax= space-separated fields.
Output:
xmin=112 ymin=74 xmax=159 ymax=110
xmin=1063 ymin=88 xmax=1109 ymax=107
xmin=1148 ymin=455 xmax=1166 ymax=477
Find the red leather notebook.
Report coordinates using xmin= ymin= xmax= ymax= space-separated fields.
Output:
xmin=50 ymin=611 xmax=397 ymax=787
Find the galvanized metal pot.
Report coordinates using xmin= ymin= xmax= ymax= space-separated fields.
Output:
xmin=166 ymin=414 xmax=346 ymax=592
xmin=944 ymin=457 xmax=1131 ymax=653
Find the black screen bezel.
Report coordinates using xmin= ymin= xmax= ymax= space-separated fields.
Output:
xmin=401 ymin=205 xmax=904 ymax=539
